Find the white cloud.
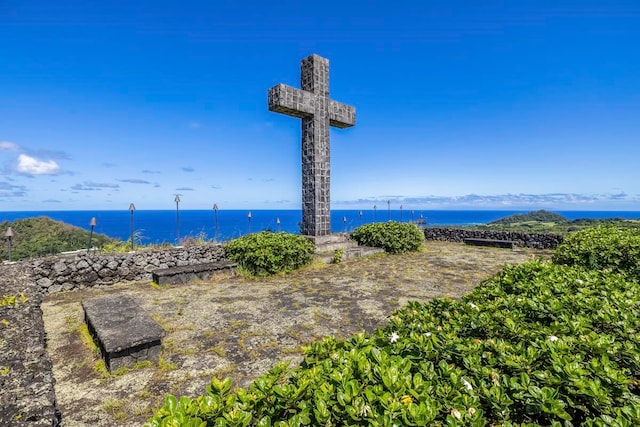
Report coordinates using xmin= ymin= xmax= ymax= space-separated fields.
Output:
xmin=16 ymin=154 xmax=61 ymax=175
xmin=0 ymin=141 xmax=19 ymax=151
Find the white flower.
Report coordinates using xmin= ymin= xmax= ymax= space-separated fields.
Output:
xmin=468 ymin=407 xmax=476 ymax=416
xmin=467 ymin=302 xmax=479 ymax=310
xmin=425 ymin=332 xmax=432 ymax=337
xmin=517 ymin=298 xmax=523 ymax=302
xmin=576 ymin=279 xmax=584 ymax=285
xmin=548 ymin=335 xmax=559 ymax=342
xmin=462 ymin=378 xmax=473 ymax=391
xmin=390 ymin=332 xmax=400 ymax=343
xmin=451 ymin=408 xmax=462 ymax=419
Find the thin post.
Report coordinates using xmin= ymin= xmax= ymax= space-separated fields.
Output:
xmin=129 ymin=203 xmax=136 ymax=251
xmin=174 ymin=195 xmax=181 ymax=242
xmin=247 ymin=211 xmax=252 ymax=234
xmin=359 ymin=210 xmax=363 ymax=225
xmin=213 ymin=204 xmax=219 ymax=239
xmin=276 ymin=217 xmax=281 ymax=232
xmin=87 ymin=217 xmax=96 ymax=253
xmin=5 ymin=227 xmax=13 ymax=262
xmin=373 ymin=205 xmax=377 ymax=222
xmin=387 ymin=200 xmax=391 ymax=221
xmin=343 ymin=215 xmax=347 ymax=233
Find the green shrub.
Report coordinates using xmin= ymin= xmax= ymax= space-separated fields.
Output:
xmin=224 ymin=231 xmax=315 ymax=276
xmin=553 ymin=225 xmax=640 ymax=279
xmin=331 ymin=248 xmax=344 ymax=264
xmin=351 ymin=221 xmax=423 ymax=254
xmin=147 ymin=261 xmax=640 ymax=426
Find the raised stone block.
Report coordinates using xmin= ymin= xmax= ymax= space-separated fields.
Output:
xmin=463 ymin=238 xmax=515 ymax=249
xmin=82 ymin=295 xmax=165 ymax=372
xmin=151 ymin=260 xmax=237 ymax=285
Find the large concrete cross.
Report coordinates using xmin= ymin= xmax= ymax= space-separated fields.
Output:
xmin=268 ymin=54 xmax=356 ymax=237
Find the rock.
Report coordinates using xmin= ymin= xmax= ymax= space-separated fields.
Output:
xmin=48 ymin=284 xmax=63 ymax=293
xmin=81 ymin=271 xmax=98 ymax=283
xmin=53 ymin=261 xmax=67 ymax=274
xmin=36 ymin=278 xmax=54 ymax=289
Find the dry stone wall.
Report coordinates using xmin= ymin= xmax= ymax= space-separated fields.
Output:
xmin=423 ymin=227 xmax=563 ymax=249
xmin=0 ymin=263 xmax=59 ymax=426
xmin=31 ymin=244 xmax=226 ymax=294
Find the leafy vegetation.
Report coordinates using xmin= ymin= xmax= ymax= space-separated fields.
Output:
xmin=148 ymin=225 xmax=640 ymax=426
xmin=471 ymin=210 xmax=640 ymax=234
xmin=224 ymin=231 xmax=315 ymax=276
xmin=0 ymin=217 xmax=115 ymax=260
xmin=489 ymin=210 xmax=568 ymax=226
xmin=351 ymin=221 xmax=424 ymax=254
xmin=553 ymin=225 xmax=640 ymax=279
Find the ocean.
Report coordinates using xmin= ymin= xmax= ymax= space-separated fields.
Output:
xmin=2 ymin=209 xmax=639 ymax=246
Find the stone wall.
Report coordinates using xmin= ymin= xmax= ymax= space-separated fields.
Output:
xmin=423 ymin=227 xmax=563 ymax=249
xmin=0 ymin=263 xmax=59 ymax=426
xmin=31 ymin=244 xmax=226 ymax=294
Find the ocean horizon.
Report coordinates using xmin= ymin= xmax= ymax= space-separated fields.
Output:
xmin=2 ymin=209 xmax=639 ymax=246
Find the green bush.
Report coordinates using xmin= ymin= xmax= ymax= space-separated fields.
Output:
xmin=147 ymin=261 xmax=640 ymax=426
xmin=224 ymin=231 xmax=315 ymax=276
xmin=351 ymin=221 xmax=423 ymax=254
xmin=553 ymin=226 xmax=640 ymax=279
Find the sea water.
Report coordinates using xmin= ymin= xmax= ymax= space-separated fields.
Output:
xmin=1 ymin=209 xmax=639 ymax=246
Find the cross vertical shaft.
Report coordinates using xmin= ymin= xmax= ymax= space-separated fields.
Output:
xmin=268 ymin=54 xmax=355 ymax=237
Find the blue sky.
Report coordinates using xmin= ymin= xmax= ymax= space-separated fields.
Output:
xmin=1 ymin=0 xmax=639 ymax=211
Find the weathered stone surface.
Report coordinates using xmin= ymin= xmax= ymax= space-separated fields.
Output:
xmin=464 ymin=238 xmax=515 ymax=249
xmin=0 ymin=263 xmax=59 ymax=426
xmin=82 ymin=295 xmax=165 ymax=372
xmin=269 ymin=54 xmax=355 ymax=237
xmin=53 ymin=261 xmax=67 ymax=274
xmin=36 ymin=277 xmax=53 ymax=288
xmin=31 ymin=244 xmax=226 ymax=293
xmin=152 ymin=261 xmax=238 ymax=285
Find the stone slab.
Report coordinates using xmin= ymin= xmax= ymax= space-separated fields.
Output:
xmin=151 ymin=261 xmax=237 ymax=285
xmin=463 ymin=238 xmax=515 ymax=249
xmin=82 ymin=295 xmax=165 ymax=372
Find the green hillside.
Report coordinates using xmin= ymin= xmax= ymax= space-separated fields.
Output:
xmin=471 ymin=210 xmax=640 ymax=234
xmin=0 ymin=216 xmax=115 ymax=261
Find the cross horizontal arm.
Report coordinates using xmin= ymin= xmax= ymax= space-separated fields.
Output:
xmin=268 ymin=84 xmax=314 ymax=118
xmin=329 ymin=100 xmax=356 ymax=128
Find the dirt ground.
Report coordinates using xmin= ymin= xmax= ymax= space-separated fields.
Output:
xmin=41 ymin=241 xmax=548 ymax=426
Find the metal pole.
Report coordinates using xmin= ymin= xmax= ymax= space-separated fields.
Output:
xmin=5 ymin=227 xmax=13 ymax=262
xmin=87 ymin=217 xmax=96 ymax=253
xmin=247 ymin=211 xmax=252 ymax=234
xmin=129 ymin=203 xmax=136 ymax=251
xmin=174 ymin=195 xmax=181 ymax=242
xmin=373 ymin=205 xmax=377 ymax=222
xmin=213 ymin=204 xmax=219 ymax=239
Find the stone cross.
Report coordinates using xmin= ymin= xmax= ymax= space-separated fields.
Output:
xmin=268 ymin=54 xmax=356 ymax=237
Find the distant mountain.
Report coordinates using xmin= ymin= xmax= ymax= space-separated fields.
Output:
xmin=0 ymin=216 xmax=115 ymax=261
xmin=475 ymin=210 xmax=640 ymax=234
xmin=488 ymin=210 xmax=568 ymax=226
